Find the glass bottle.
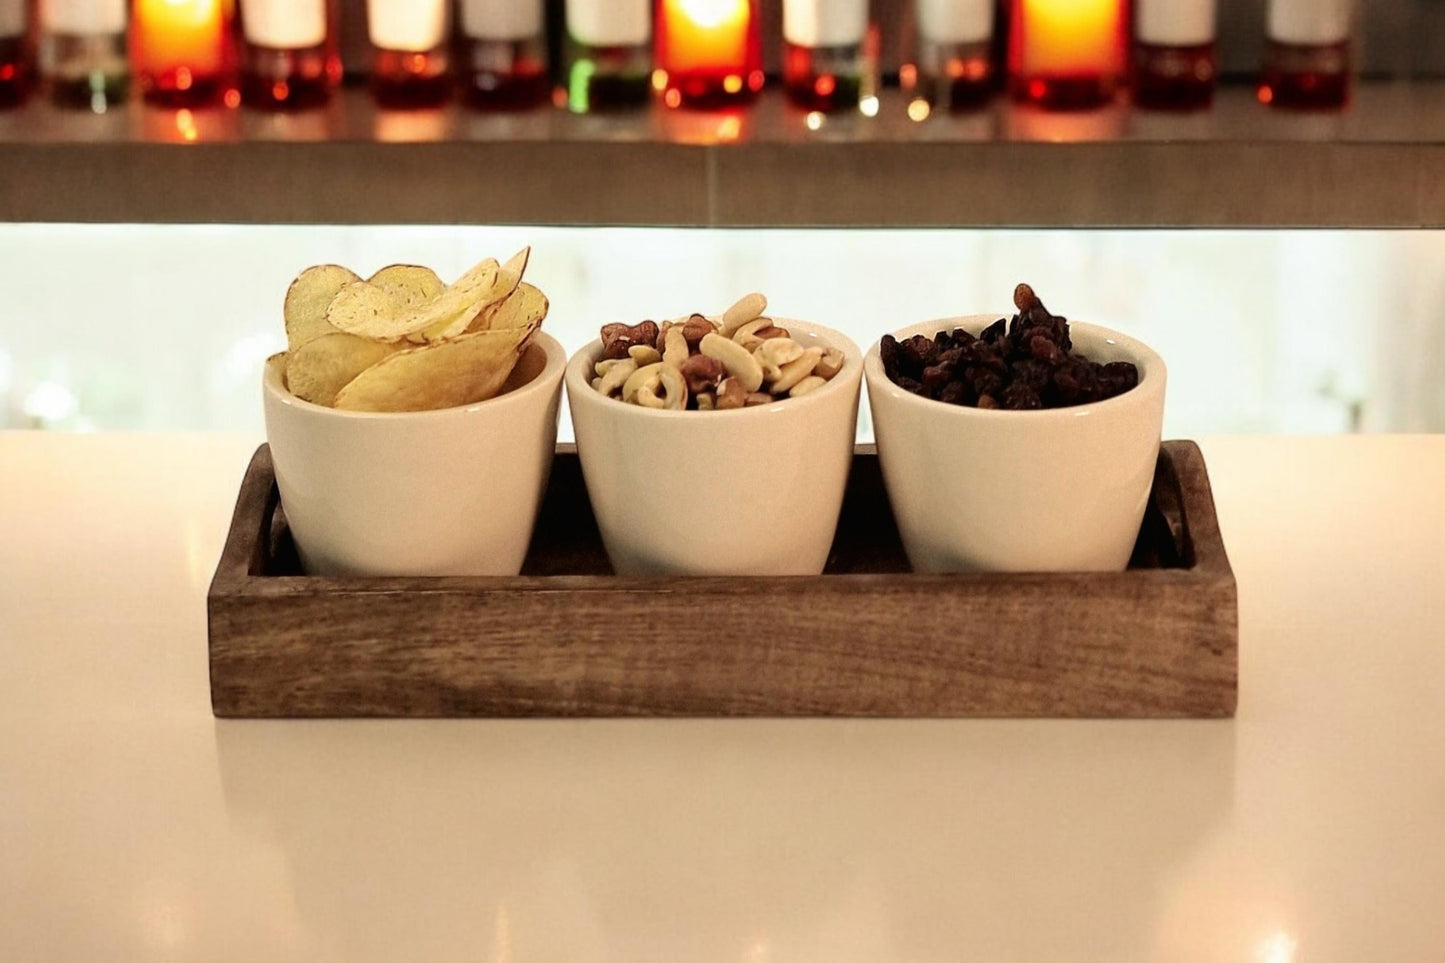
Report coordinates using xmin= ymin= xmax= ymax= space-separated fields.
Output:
xmin=39 ymin=0 xmax=129 ymax=110
xmin=367 ymin=0 xmax=451 ymax=108
xmin=1132 ymin=0 xmax=1215 ymax=110
xmin=910 ymin=0 xmax=994 ymax=114
xmin=782 ymin=0 xmax=869 ymax=113
xmin=458 ymin=0 xmax=549 ymax=109
xmin=132 ymin=0 xmax=230 ymax=107
xmin=654 ymin=0 xmax=762 ymax=109
xmin=0 ymin=0 xmax=33 ymax=108
xmin=1259 ymin=0 xmax=1351 ymax=110
xmin=563 ymin=0 xmax=651 ymax=112
xmin=1008 ymin=0 xmax=1126 ymax=110
xmin=237 ymin=0 xmax=339 ymax=110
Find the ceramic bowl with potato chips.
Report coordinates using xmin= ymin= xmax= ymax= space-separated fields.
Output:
xmin=263 ymin=252 xmax=563 ymax=576
xmin=264 ymin=332 xmax=565 ymax=576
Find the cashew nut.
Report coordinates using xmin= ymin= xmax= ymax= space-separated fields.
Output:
xmin=753 ymin=337 xmax=806 ymax=381
xmin=623 ymin=361 xmax=687 ymax=410
xmin=593 ymin=357 xmax=638 ymax=396
xmin=789 ymin=375 xmax=827 ymax=397
xmin=700 ymin=332 xmax=764 ymax=392
xmin=695 ymin=391 xmax=716 ymax=410
xmin=628 ymin=343 xmax=662 ymax=365
xmin=731 ymin=317 xmax=776 ymax=351
xmin=769 ymin=346 xmax=824 ymax=393
xmin=718 ymin=292 xmax=768 ymax=336
xmin=744 ymin=391 xmax=774 ymax=406
xmin=663 ymin=323 xmax=690 ymax=367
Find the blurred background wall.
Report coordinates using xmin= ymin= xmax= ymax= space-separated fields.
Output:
xmin=1 ymin=224 xmax=1440 ymax=439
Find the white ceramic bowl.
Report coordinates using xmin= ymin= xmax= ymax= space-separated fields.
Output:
xmin=865 ymin=316 xmax=1166 ymax=573
xmin=565 ymin=320 xmax=864 ymax=576
xmin=263 ymin=332 xmax=565 ymax=576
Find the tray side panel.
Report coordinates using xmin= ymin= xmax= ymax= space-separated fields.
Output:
xmin=209 ymin=572 xmax=1237 ymax=718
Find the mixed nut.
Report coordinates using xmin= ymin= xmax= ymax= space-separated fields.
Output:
xmin=880 ymin=283 xmax=1140 ymax=410
xmin=590 ymin=293 xmax=847 ymax=410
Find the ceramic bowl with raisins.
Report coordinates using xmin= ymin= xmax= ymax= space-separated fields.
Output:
xmin=864 ymin=285 xmax=1167 ymax=573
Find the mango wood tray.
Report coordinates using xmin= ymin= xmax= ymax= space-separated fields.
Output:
xmin=207 ymin=441 xmax=1237 ymax=719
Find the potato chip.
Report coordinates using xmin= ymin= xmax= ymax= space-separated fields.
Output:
xmin=333 ymin=327 xmax=532 ymax=412
xmin=327 ymin=257 xmax=500 ymax=343
xmin=470 ymin=281 xmax=549 ymax=334
xmin=368 ymin=264 xmax=444 ymax=309
xmin=285 ymin=332 xmax=397 ymax=407
xmin=284 ymin=264 xmax=359 ymax=352
xmin=493 ymin=245 xmax=530 ymax=304
xmin=417 ymin=248 xmax=529 ymax=343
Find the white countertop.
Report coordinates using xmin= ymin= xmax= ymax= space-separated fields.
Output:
xmin=2 ymin=433 xmax=1443 ymax=962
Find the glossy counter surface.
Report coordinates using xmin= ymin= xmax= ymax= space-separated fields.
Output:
xmin=2 ymin=85 xmax=1444 ymax=226
xmin=1 ymin=433 xmax=1443 ymax=961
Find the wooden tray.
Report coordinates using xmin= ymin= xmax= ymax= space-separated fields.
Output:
xmin=208 ymin=442 xmax=1237 ymax=719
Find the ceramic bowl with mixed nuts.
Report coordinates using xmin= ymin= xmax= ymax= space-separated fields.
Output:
xmin=565 ymin=294 xmax=863 ymax=576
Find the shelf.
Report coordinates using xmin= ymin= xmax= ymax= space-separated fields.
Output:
xmin=1 ymin=83 xmax=1443 ymax=228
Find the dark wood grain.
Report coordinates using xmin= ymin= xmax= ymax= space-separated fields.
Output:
xmin=208 ymin=442 xmax=1237 ymax=719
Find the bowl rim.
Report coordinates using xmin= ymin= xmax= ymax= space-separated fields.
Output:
xmin=863 ymin=315 xmax=1166 ymax=420
xmin=565 ymin=317 xmax=864 ymax=420
xmin=264 ymin=329 xmax=567 ymax=420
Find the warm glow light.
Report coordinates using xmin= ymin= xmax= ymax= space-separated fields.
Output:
xmin=1255 ymin=932 xmax=1298 ymax=963
xmin=860 ymin=94 xmax=879 ymax=116
xmin=723 ymin=74 xmax=742 ymax=92
xmin=652 ymin=68 xmax=669 ymax=90
xmin=676 ymin=0 xmax=746 ymax=30
xmin=658 ymin=0 xmax=751 ymax=73
xmin=717 ymin=114 xmax=742 ymax=140
xmin=664 ymin=88 xmax=682 ymax=107
xmin=134 ymin=0 xmax=225 ymax=75
xmin=1015 ymin=0 xmax=1124 ymax=76
xmin=805 ymin=110 xmax=824 ymax=130
xmin=907 ymin=98 xmax=931 ymax=121
xmin=175 ymin=108 xmax=198 ymax=141
xmin=899 ymin=63 xmax=917 ymax=87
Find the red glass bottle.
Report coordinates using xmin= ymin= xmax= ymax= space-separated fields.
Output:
xmin=1008 ymin=0 xmax=1127 ymax=110
xmin=238 ymin=0 xmax=339 ymax=110
xmin=1258 ymin=0 xmax=1351 ymax=110
xmin=367 ymin=0 xmax=451 ymax=108
xmin=457 ymin=0 xmax=548 ymax=110
xmin=655 ymin=0 xmax=762 ymax=110
xmin=0 ymin=0 xmax=32 ymax=108
xmin=1132 ymin=0 xmax=1215 ymax=110
xmin=781 ymin=0 xmax=869 ymax=113
xmin=132 ymin=0 xmax=230 ymax=107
